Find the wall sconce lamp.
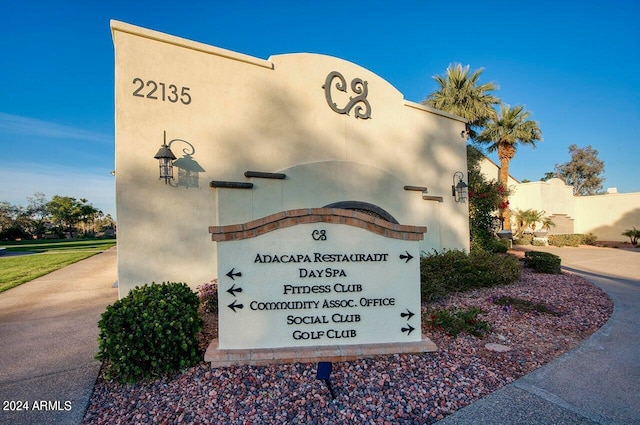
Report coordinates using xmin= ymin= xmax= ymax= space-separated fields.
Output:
xmin=460 ymin=124 xmax=470 ymax=140
xmin=452 ymin=171 xmax=468 ymax=203
xmin=153 ymin=131 xmax=205 ymax=188
xmin=154 ymin=132 xmax=177 ymax=184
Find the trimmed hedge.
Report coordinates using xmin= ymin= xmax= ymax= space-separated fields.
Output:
xmin=485 ymin=239 xmax=509 ymax=253
xmin=420 ymin=249 xmax=521 ymax=302
xmin=523 ymin=251 xmax=561 ymax=274
xmin=532 ymin=238 xmax=547 ymax=246
xmin=548 ymin=233 xmax=597 ymax=247
xmin=96 ymin=282 xmax=203 ymax=383
xmin=513 ymin=234 xmax=533 ymax=245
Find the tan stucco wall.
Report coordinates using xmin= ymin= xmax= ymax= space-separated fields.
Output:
xmin=480 ymin=159 xmax=640 ymax=241
xmin=574 ymin=192 xmax=640 ymax=241
xmin=112 ymin=21 xmax=469 ymax=297
xmin=478 ymin=157 xmax=519 ymax=188
xmin=508 ymin=178 xmax=576 ymax=225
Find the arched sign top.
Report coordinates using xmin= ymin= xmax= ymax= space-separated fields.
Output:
xmin=322 ymin=201 xmax=398 ymax=224
xmin=209 ymin=208 xmax=424 ymax=242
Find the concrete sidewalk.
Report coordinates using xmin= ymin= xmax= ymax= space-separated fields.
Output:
xmin=439 ymin=246 xmax=640 ymax=425
xmin=0 ymin=247 xmax=118 ymax=425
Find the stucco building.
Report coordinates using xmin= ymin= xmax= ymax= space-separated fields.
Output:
xmin=480 ymin=157 xmax=640 ymax=241
xmin=111 ymin=21 xmax=470 ymax=297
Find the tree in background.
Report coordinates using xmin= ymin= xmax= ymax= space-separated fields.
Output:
xmin=552 ymin=144 xmax=605 ymax=195
xmin=95 ymin=213 xmax=116 ymax=233
xmin=477 ymin=104 xmax=542 ymax=231
xmin=422 ymin=64 xmax=500 ymax=139
xmin=77 ymin=200 xmax=103 ymax=235
xmin=46 ymin=195 xmax=80 ymax=234
xmin=26 ymin=192 xmax=50 ymax=237
xmin=47 ymin=196 xmax=101 ymax=236
xmin=0 ymin=201 xmax=30 ymax=240
xmin=0 ymin=201 xmax=18 ymax=232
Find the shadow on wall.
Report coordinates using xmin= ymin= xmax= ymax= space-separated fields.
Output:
xmin=209 ymin=75 xmax=468 ymax=249
xmin=590 ymin=208 xmax=640 ymax=242
xmin=173 ymin=153 xmax=205 ymax=189
xmin=548 ymin=214 xmax=574 ymax=235
xmin=118 ymin=54 xmax=469 ymax=296
xmin=117 ymin=162 xmax=215 ymax=295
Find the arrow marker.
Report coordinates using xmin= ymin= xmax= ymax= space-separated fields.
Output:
xmin=401 ymin=324 xmax=415 ymax=335
xmin=226 ymin=268 xmax=242 ymax=280
xmin=228 ymin=300 xmax=244 ymax=313
xmin=400 ymin=309 xmax=415 ymax=320
xmin=226 ymin=284 xmax=243 ymax=297
xmin=399 ymin=251 xmax=414 ymax=263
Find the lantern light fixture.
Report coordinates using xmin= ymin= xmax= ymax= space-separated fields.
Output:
xmin=452 ymin=171 xmax=468 ymax=203
xmin=154 ymin=132 xmax=177 ymax=183
xmin=460 ymin=124 xmax=470 ymax=140
xmin=153 ymin=131 xmax=204 ymax=188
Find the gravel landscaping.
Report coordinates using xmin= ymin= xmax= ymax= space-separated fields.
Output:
xmin=83 ymin=262 xmax=613 ymax=424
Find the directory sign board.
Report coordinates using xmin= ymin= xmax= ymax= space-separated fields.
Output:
xmin=216 ymin=222 xmax=422 ymax=349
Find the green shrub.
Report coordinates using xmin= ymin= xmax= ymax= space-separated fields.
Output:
xmin=420 ymin=249 xmax=521 ymax=301
xmin=513 ymin=234 xmax=533 ymax=245
xmin=485 ymin=239 xmax=509 ymax=253
xmin=426 ymin=306 xmax=490 ymax=337
xmin=532 ymin=238 xmax=547 ymax=246
xmin=420 ymin=250 xmax=471 ymax=301
xmin=582 ymin=233 xmax=598 ymax=245
xmin=523 ymin=251 xmax=561 ymax=274
xmin=547 ymin=234 xmax=595 ymax=247
xmin=469 ymin=250 xmax=522 ymax=287
xmin=96 ymin=282 xmax=203 ymax=383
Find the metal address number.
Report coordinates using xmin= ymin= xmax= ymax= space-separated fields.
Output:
xmin=132 ymin=78 xmax=191 ymax=105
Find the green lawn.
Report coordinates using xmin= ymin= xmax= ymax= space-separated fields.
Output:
xmin=0 ymin=239 xmax=116 ymax=293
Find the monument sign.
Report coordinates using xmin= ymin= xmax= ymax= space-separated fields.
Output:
xmin=212 ymin=208 xmax=425 ymax=350
xmin=112 ymin=21 xmax=468 ymax=363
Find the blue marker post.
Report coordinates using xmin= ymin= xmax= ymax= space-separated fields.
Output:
xmin=316 ymin=361 xmax=336 ymax=400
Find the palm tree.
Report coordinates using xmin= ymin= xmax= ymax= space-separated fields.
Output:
xmin=477 ymin=104 xmax=542 ymax=230
xmin=423 ymin=64 xmax=500 ymax=138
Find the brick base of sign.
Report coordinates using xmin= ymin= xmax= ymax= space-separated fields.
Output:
xmin=204 ymin=337 xmax=437 ymax=368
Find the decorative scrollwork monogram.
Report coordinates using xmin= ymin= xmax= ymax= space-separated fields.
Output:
xmin=311 ymin=229 xmax=327 ymax=241
xmin=322 ymin=71 xmax=371 ymax=119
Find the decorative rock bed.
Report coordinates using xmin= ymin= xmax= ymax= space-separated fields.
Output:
xmin=83 ymin=267 xmax=613 ymax=424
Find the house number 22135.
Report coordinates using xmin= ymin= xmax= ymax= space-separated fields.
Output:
xmin=132 ymin=78 xmax=191 ymax=105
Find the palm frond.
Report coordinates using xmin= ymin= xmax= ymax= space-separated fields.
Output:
xmin=423 ymin=63 xmax=500 ymax=129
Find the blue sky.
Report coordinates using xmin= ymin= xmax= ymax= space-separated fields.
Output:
xmin=1 ymin=0 xmax=639 ymax=218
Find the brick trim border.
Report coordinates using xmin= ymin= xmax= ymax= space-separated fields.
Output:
xmin=209 ymin=208 xmax=427 ymax=242
xmin=205 ymin=336 xmax=437 ymax=368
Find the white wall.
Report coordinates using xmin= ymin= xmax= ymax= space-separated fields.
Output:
xmin=575 ymin=192 xmax=640 ymax=241
xmin=480 ymin=158 xmax=640 ymax=241
xmin=478 ymin=157 xmax=520 ymax=188
xmin=508 ymin=178 xmax=576 ymax=224
xmin=112 ymin=21 xmax=469 ymax=297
